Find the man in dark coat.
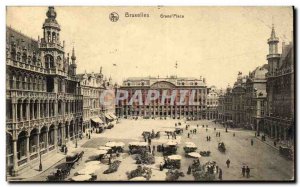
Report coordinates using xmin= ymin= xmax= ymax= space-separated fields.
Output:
xmin=242 ymin=166 xmax=246 ymax=177
xmin=226 ymin=159 xmax=231 ymax=168
xmin=246 ymin=166 xmax=250 ymax=178
xmin=219 ymin=168 xmax=223 ymax=180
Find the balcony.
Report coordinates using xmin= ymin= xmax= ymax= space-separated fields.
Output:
xmin=40 ymin=42 xmax=64 ymax=51
xmin=10 ymin=90 xmax=57 ymax=100
xmin=266 ymin=54 xmax=280 ymax=59
xmin=6 ymin=59 xmax=46 ymax=74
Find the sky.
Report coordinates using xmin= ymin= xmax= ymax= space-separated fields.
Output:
xmin=6 ymin=6 xmax=293 ymax=89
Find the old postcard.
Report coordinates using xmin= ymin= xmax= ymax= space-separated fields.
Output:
xmin=5 ymin=6 xmax=294 ymax=182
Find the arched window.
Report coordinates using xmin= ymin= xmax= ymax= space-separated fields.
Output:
xmin=57 ymin=56 xmax=61 ymax=68
xmin=16 ymin=52 xmax=21 ymax=61
xmin=45 ymin=55 xmax=54 ymax=69
xmin=22 ymin=76 xmax=26 ymax=90
xmin=11 ymin=47 xmax=16 ymax=60
xmin=47 ymin=31 xmax=51 ymax=43
xmin=32 ymin=55 xmax=37 ymax=65
xmin=22 ymin=53 xmax=27 ymax=63
xmin=28 ymin=56 xmax=31 ymax=65
xmin=52 ymin=32 xmax=56 ymax=43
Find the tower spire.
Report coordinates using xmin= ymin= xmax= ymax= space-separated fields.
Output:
xmin=71 ymin=46 xmax=76 ymax=64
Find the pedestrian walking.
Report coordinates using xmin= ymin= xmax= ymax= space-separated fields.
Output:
xmin=225 ymin=127 xmax=228 ymax=132
xmin=226 ymin=159 xmax=230 ymax=168
xmin=216 ymin=132 xmax=218 ymax=137
xmin=242 ymin=166 xmax=246 ymax=177
xmin=216 ymin=165 xmax=219 ymax=173
xmin=167 ymin=134 xmax=170 ymax=139
xmin=187 ymin=166 xmax=192 ymax=175
xmin=219 ymin=168 xmax=223 ymax=180
xmin=274 ymin=141 xmax=277 ymax=147
xmin=108 ymin=156 xmax=112 ymax=165
xmin=197 ymin=124 xmax=199 ymax=128
xmin=188 ymin=133 xmax=190 ymax=138
xmin=160 ymin=162 xmax=163 ymax=171
xmin=219 ymin=132 xmax=221 ymax=137
xmin=174 ymin=134 xmax=177 ymax=139
xmin=251 ymin=139 xmax=254 ymax=146
xmin=209 ymin=136 xmax=211 ymax=141
xmin=206 ymin=136 xmax=208 ymax=141
xmin=153 ymin=145 xmax=156 ymax=152
xmin=148 ymin=145 xmax=151 ymax=152
xmin=246 ymin=166 xmax=250 ymax=178
xmin=233 ymin=132 xmax=235 ymax=137
xmin=214 ymin=127 xmax=216 ymax=131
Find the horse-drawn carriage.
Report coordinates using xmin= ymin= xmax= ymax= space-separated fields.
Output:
xmin=66 ymin=150 xmax=84 ymax=167
xmin=47 ymin=167 xmax=71 ymax=181
xmin=175 ymin=127 xmax=184 ymax=134
xmin=200 ymin=151 xmax=211 ymax=157
xmin=105 ymin=141 xmax=125 ymax=153
xmin=183 ymin=142 xmax=197 ymax=153
xmin=279 ymin=146 xmax=293 ymax=160
xmin=47 ymin=150 xmax=84 ymax=181
xmin=163 ymin=155 xmax=182 ymax=169
xmin=218 ymin=142 xmax=226 ymax=152
xmin=128 ymin=142 xmax=149 ymax=154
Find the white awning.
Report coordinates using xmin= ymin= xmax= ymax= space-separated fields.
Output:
xmin=105 ymin=113 xmax=113 ymax=120
xmin=109 ymin=113 xmax=117 ymax=119
xmin=91 ymin=117 xmax=104 ymax=124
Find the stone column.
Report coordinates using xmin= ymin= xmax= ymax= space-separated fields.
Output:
xmin=37 ymin=101 xmax=40 ymax=119
xmin=26 ymin=134 xmax=30 ymax=163
xmin=47 ymin=101 xmax=50 ymax=118
xmin=12 ymin=139 xmax=18 ymax=176
xmin=12 ymin=103 xmax=16 ymax=123
xmin=45 ymin=130 xmax=49 ymax=152
xmin=20 ymin=103 xmax=23 ymax=121
xmin=26 ymin=102 xmax=30 ymax=121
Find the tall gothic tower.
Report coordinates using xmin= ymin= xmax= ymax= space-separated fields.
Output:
xmin=39 ymin=6 xmax=65 ymax=72
xmin=267 ymin=25 xmax=281 ymax=75
xmin=266 ymin=25 xmax=281 ymax=116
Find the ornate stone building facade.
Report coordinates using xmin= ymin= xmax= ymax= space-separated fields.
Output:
xmin=264 ymin=26 xmax=294 ymax=141
xmin=244 ymin=65 xmax=268 ymax=132
xmin=206 ymin=86 xmax=219 ymax=120
xmin=77 ymin=69 xmax=105 ymax=131
xmin=116 ymin=76 xmax=207 ymax=119
xmin=6 ymin=7 xmax=83 ymax=176
xmin=77 ymin=68 xmax=117 ymax=131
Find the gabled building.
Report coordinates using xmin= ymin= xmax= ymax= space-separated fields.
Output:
xmin=244 ymin=65 xmax=268 ymax=132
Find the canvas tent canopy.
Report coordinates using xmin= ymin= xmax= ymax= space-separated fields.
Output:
xmin=91 ymin=117 xmax=104 ymax=124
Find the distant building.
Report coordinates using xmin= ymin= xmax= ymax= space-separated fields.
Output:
xmin=116 ymin=76 xmax=207 ymax=120
xmin=206 ymin=86 xmax=219 ymax=120
xmin=244 ymin=65 xmax=268 ymax=132
xmin=264 ymin=25 xmax=294 ymax=141
xmin=6 ymin=7 xmax=83 ymax=176
xmin=77 ymin=69 xmax=105 ymax=132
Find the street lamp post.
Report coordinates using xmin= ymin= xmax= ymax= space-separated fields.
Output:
xmin=75 ymin=135 xmax=78 ymax=148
